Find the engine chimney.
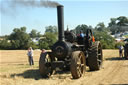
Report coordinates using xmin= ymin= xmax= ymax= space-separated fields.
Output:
xmin=57 ymin=5 xmax=64 ymax=41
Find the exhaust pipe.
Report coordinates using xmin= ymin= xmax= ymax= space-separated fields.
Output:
xmin=57 ymin=5 xmax=64 ymax=41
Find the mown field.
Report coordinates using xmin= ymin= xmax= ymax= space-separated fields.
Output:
xmin=0 ymin=50 xmax=128 ymax=85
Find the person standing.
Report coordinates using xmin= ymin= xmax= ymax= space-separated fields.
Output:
xmin=27 ymin=47 xmax=34 ymax=66
xmin=119 ymin=45 xmax=124 ymax=58
xmin=41 ymin=49 xmax=46 ymax=53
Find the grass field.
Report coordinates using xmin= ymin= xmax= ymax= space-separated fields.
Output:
xmin=0 ymin=50 xmax=128 ymax=85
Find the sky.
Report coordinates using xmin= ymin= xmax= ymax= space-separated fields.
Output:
xmin=0 ymin=0 xmax=128 ymax=36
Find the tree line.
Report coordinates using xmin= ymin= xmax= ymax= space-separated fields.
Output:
xmin=0 ymin=26 xmax=58 ymax=50
xmin=0 ymin=16 xmax=128 ymax=50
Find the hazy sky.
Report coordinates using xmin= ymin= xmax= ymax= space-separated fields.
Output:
xmin=0 ymin=0 xmax=128 ymax=36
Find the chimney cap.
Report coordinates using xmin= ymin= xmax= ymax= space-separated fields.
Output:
xmin=57 ymin=5 xmax=63 ymax=7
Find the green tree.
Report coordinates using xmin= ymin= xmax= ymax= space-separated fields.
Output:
xmin=27 ymin=41 xmax=39 ymax=49
xmin=45 ymin=25 xmax=58 ymax=34
xmin=94 ymin=31 xmax=115 ymax=49
xmin=37 ymin=32 xmax=42 ymax=37
xmin=108 ymin=16 xmax=128 ymax=34
xmin=95 ymin=22 xmax=107 ymax=32
xmin=88 ymin=25 xmax=93 ymax=29
xmin=117 ymin=16 xmax=128 ymax=26
xmin=0 ymin=39 xmax=11 ymax=49
xmin=29 ymin=30 xmax=42 ymax=49
xmin=39 ymin=32 xmax=57 ymax=49
xmin=29 ymin=29 xmax=37 ymax=38
xmin=108 ymin=18 xmax=117 ymax=27
xmin=9 ymin=27 xmax=30 ymax=49
xmin=74 ymin=24 xmax=89 ymax=34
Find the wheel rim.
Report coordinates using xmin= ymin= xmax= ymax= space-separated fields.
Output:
xmin=76 ymin=52 xmax=85 ymax=77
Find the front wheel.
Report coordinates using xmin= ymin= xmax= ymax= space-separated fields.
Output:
xmin=70 ymin=51 xmax=86 ymax=79
xmin=39 ymin=52 xmax=53 ymax=78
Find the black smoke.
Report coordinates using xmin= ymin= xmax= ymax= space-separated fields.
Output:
xmin=0 ymin=0 xmax=60 ymax=14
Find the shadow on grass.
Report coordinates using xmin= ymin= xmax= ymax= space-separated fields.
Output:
xmin=105 ymin=57 xmax=126 ymax=61
xmin=55 ymin=70 xmax=70 ymax=74
xmin=11 ymin=69 xmax=42 ymax=80
xmin=52 ymin=70 xmax=71 ymax=79
xmin=10 ymin=69 xmax=71 ymax=80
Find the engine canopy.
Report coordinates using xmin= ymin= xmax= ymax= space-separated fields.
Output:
xmin=64 ymin=31 xmax=76 ymax=43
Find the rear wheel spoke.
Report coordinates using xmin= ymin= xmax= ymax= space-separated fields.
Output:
xmin=98 ymin=54 xmax=101 ymax=56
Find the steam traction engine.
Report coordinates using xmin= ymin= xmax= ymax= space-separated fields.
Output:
xmin=124 ymin=43 xmax=128 ymax=59
xmin=39 ymin=5 xmax=103 ymax=79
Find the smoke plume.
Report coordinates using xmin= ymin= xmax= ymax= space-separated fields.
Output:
xmin=1 ymin=0 xmax=60 ymax=14
xmin=10 ymin=0 xmax=60 ymax=8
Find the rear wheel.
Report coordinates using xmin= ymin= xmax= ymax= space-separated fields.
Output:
xmin=39 ymin=52 xmax=53 ymax=78
xmin=88 ymin=41 xmax=103 ymax=71
xmin=70 ymin=51 xmax=86 ymax=79
xmin=124 ymin=44 xmax=128 ymax=59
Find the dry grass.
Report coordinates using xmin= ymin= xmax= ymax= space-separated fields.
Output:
xmin=103 ymin=49 xmax=120 ymax=58
xmin=0 ymin=50 xmax=127 ymax=85
xmin=0 ymin=50 xmax=41 ymax=85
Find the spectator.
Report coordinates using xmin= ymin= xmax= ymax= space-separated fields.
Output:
xmin=119 ymin=45 xmax=124 ymax=58
xmin=27 ymin=47 xmax=34 ymax=66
